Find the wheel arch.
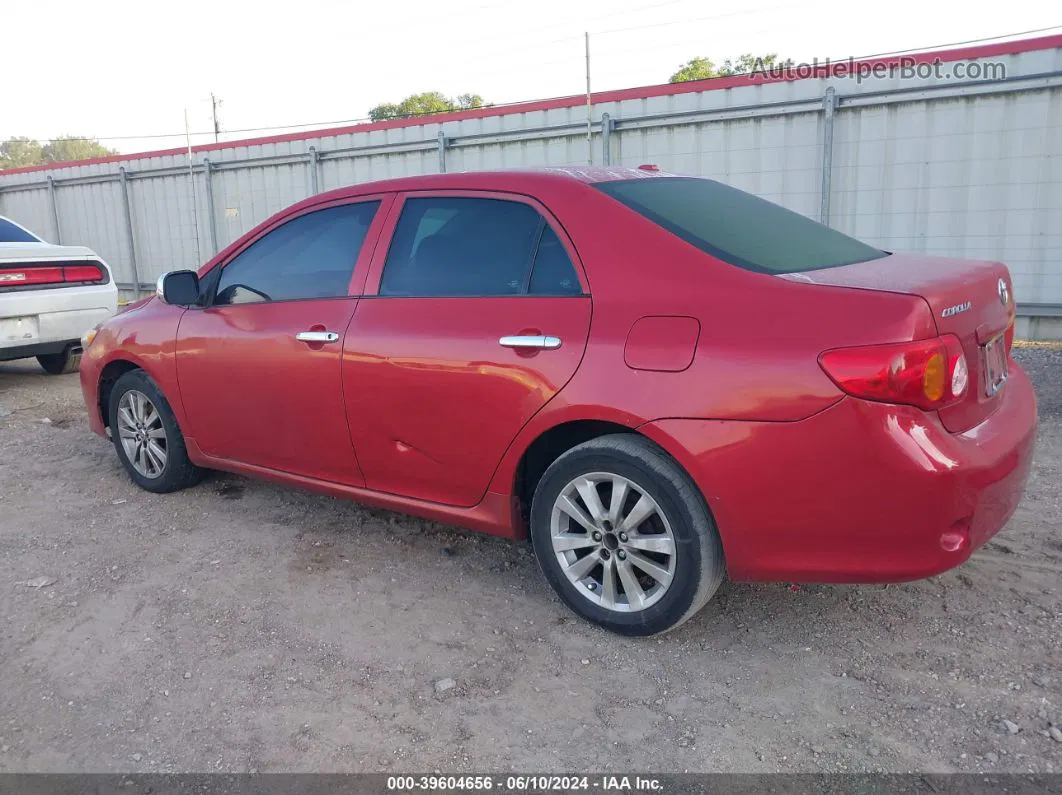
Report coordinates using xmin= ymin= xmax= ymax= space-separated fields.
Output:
xmin=501 ymin=409 xmax=707 ymax=540
xmin=96 ymin=358 xmax=144 ymax=428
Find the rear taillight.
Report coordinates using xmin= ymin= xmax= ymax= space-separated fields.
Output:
xmin=0 ymin=262 xmax=104 ymax=286
xmin=63 ymin=264 xmax=105 ymax=282
xmin=819 ymin=335 xmax=968 ymax=411
xmin=0 ymin=265 xmax=63 ymax=285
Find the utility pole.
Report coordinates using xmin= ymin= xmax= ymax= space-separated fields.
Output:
xmin=585 ymin=32 xmax=592 ymax=166
xmin=210 ymin=93 xmax=222 ymax=143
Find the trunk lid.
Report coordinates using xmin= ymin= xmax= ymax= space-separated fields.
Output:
xmin=781 ymin=252 xmax=1016 ymax=432
xmin=0 ymin=243 xmax=99 ymax=262
xmin=0 ymin=244 xmax=110 ymax=290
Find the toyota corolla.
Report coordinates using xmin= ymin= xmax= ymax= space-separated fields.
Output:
xmin=79 ymin=168 xmax=1037 ymax=636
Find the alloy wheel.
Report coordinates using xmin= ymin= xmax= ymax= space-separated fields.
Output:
xmin=116 ymin=389 xmax=168 ymax=479
xmin=549 ymin=472 xmax=677 ymax=612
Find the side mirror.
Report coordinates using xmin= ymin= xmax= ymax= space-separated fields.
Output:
xmin=156 ymin=270 xmax=200 ymax=305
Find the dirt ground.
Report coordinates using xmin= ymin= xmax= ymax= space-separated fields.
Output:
xmin=0 ymin=345 xmax=1059 ymax=775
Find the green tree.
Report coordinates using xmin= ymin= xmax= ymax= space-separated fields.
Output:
xmin=669 ymin=53 xmax=782 ymax=82
xmin=369 ymin=91 xmax=487 ymax=122
xmin=669 ymin=57 xmax=718 ymax=83
xmin=0 ymin=137 xmax=45 ymax=169
xmin=719 ymin=53 xmax=781 ymax=76
xmin=454 ymin=93 xmax=485 ymax=110
xmin=40 ymin=136 xmax=117 ymax=164
xmin=1 ymin=136 xmax=117 ymax=169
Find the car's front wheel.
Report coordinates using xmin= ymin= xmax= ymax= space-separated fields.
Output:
xmin=109 ymin=370 xmax=205 ymax=493
xmin=530 ymin=434 xmax=725 ymax=636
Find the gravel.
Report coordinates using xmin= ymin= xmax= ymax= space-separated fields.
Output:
xmin=1012 ymin=342 xmax=1062 ymax=418
xmin=0 ymin=344 xmax=1060 ymax=773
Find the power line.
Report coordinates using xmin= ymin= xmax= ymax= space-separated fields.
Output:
xmin=594 ymin=3 xmax=797 ymax=37
xmin=823 ymin=25 xmax=1062 ymax=60
xmin=441 ymin=2 xmax=800 ymax=69
xmin=8 ymin=25 xmax=1061 ymax=145
xmin=413 ymin=21 xmax=1062 ymax=84
xmin=424 ymin=0 xmax=700 ymax=59
xmin=499 ymin=0 xmax=698 ymax=41
xmin=426 ymin=22 xmax=1062 ymax=88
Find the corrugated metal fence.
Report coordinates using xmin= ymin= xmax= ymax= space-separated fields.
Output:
xmin=2 ymin=38 xmax=1061 ymax=338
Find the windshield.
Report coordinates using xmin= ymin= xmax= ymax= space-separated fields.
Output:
xmin=0 ymin=218 xmax=41 ymax=243
xmin=594 ymin=177 xmax=886 ymax=274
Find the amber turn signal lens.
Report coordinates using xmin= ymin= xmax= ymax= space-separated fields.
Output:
xmin=922 ymin=352 xmax=946 ymax=402
xmin=81 ymin=325 xmax=100 ymax=349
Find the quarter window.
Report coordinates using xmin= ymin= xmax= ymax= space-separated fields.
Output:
xmin=529 ymin=225 xmax=581 ymax=296
xmin=214 ymin=201 xmax=380 ymax=305
xmin=380 ymin=197 xmax=582 ymax=297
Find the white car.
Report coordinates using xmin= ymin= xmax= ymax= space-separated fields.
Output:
xmin=0 ymin=216 xmax=118 ymax=374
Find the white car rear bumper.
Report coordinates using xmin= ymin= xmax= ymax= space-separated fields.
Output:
xmin=0 ymin=282 xmax=118 ymax=361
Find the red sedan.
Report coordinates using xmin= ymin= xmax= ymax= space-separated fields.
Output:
xmin=79 ymin=168 xmax=1037 ymax=636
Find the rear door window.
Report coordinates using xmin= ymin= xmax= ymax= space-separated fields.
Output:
xmin=380 ymin=196 xmax=583 ymax=297
xmin=594 ymin=177 xmax=886 ymax=274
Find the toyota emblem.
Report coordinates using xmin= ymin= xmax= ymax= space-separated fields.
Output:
xmin=998 ymin=278 xmax=1010 ymax=306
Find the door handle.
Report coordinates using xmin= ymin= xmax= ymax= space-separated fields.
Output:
xmin=499 ymin=335 xmax=562 ymax=350
xmin=296 ymin=331 xmax=340 ymax=343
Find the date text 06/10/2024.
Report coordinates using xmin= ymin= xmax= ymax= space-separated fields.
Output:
xmin=386 ymin=775 xmax=664 ymax=792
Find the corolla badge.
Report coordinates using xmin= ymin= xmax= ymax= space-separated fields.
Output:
xmin=941 ymin=301 xmax=972 ymax=318
xmin=998 ymin=278 xmax=1009 ymax=306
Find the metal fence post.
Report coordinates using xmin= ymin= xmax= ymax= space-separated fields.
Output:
xmin=308 ymin=146 xmax=320 ymax=194
xmin=118 ymin=167 xmax=143 ymax=296
xmin=437 ymin=130 xmax=449 ymax=173
xmin=601 ymin=113 xmax=614 ymax=166
xmin=202 ymin=158 xmax=219 ymax=256
xmin=819 ymin=86 xmax=838 ymax=226
xmin=47 ymin=176 xmax=62 ymax=244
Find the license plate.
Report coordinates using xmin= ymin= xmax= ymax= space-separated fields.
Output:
xmin=0 ymin=315 xmax=39 ymax=343
xmin=983 ymin=334 xmax=1009 ymax=396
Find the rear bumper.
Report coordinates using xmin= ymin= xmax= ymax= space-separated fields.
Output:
xmin=0 ymin=340 xmax=79 ymax=359
xmin=0 ymin=283 xmax=117 ymax=361
xmin=643 ymin=360 xmax=1037 ymax=583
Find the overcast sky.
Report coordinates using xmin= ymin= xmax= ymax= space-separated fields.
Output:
xmin=4 ymin=0 xmax=1059 ymax=155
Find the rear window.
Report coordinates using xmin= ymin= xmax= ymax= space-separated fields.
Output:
xmin=594 ymin=177 xmax=886 ymax=274
xmin=0 ymin=218 xmax=40 ymax=243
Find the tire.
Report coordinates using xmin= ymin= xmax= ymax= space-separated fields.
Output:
xmin=37 ymin=347 xmax=81 ymax=375
xmin=108 ymin=369 xmax=204 ymax=494
xmin=530 ymin=434 xmax=725 ymax=637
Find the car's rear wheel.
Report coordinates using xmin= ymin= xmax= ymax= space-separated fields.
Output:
xmin=37 ymin=347 xmax=81 ymax=375
xmin=109 ymin=370 xmax=204 ymax=493
xmin=529 ymin=434 xmax=725 ymax=636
